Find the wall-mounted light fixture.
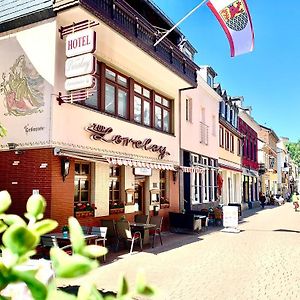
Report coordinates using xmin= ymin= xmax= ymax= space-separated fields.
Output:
xmin=7 ymin=142 xmax=18 ymax=150
xmin=172 ymin=170 xmax=178 ymax=183
xmin=61 ymin=157 xmax=70 ymax=181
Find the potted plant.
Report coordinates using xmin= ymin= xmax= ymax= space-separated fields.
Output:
xmin=74 ymin=202 xmax=96 ymax=218
xmin=109 ymin=202 xmax=125 ymax=214
xmin=160 ymin=197 xmax=170 ymax=209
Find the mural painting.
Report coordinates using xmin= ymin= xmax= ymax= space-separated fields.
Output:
xmin=0 ymin=55 xmax=44 ymax=116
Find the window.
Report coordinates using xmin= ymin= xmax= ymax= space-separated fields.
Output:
xmin=207 ymin=74 xmax=214 ymax=87
xmin=134 ymin=83 xmax=151 ymax=126
xmin=73 ymin=63 xmax=174 ymax=134
xmin=185 ymin=98 xmax=192 ymax=122
xmin=109 ymin=166 xmax=121 ymax=208
xmin=230 ymin=134 xmax=234 ymax=153
xmin=154 ymin=94 xmax=171 ymax=132
xmin=74 ymin=162 xmax=91 ymax=205
xmin=219 ymin=126 xmax=224 ymax=147
xmin=237 ymin=139 xmax=242 ymax=156
xmin=220 ymin=101 xmax=225 ymax=117
xmin=225 ymin=130 xmax=230 ymax=150
xmin=212 ymin=115 xmax=216 ymax=136
xmin=104 ymin=67 xmax=128 ymax=118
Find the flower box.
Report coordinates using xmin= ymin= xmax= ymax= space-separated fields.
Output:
xmin=160 ymin=203 xmax=170 ymax=209
xmin=109 ymin=207 xmax=125 ymax=214
xmin=75 ymin=211 xmax=94 ymax=218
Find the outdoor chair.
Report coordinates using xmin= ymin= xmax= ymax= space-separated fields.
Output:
xmin=40 ymin=236 xmax=72 ymax=259
xmin=149 ymin=215 xmax=163 ymax=248
xmin=90 ymin=226 xmax=108 ymax=261
xmin=115 ymin=220 xmax=142 ymax=254
xmin=101 ymin=219 xmax=118 ymax=251
xmin=134 ymin=214 xmax=148 ymax=224
xmin=81 ymin=226 xmax=91 ymax=234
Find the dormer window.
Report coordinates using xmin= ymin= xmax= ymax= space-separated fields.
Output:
xmin=207 ymin=74 xmax=214 ymax=87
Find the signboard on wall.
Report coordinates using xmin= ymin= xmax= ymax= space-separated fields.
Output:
xmin=65 ymin=74 xmax=94 ymax=91
xmin=65 ymin=53 xmax=95 ymax=78
xmin=66 ymin=29 xmax=96 ymax=57
xmin=134 ymin=168 xmax=152 ymax=176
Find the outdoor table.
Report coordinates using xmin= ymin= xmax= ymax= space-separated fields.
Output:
xmin=130 ymin=223 xmax=156 ymax=245
xmin=42 ymin=233 xmax=99 ymax=244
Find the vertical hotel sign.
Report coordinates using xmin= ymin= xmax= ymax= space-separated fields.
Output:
xmin=65 ymin=29 xmax=96 ymax=91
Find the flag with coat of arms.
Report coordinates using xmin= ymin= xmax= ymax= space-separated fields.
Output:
xmin=207 ymin=0 xmax=254 ymax=57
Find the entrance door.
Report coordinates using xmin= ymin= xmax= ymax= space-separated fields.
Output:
xmin=134 ymin=177 xmax=145 ymax=213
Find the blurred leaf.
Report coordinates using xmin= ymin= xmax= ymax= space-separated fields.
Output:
xmin=0 ymin=191 xmax=11 ymax=213
xmin=2 ymin=224 xmax=39 ymax=256
xmin=0 ymin=220 xmax=7 ymax=233
xmin=46 ymin=289 xmax=77 ymax=300
xmin=117 ymin=276 xmax=129 ymax=297
xmin=136 ymin=273 xmax=155 ymax=296
xmin=1 ymin=214 xmax=26 ymax=226
xmin=78 ymin=284 xmax=104 ymax=300
xmin=50 ymin=248 xmax=98 ymax=278
xmin=31 ymin=219 xmax=58 ymax=235
xmin=68 ymin=217 xmax=85 ymax=254
xmin=26 ymin=194 xmax=46 ymax=220
xmin=11 ymin=269 xmax=47 ymax=300
xmin=82 ymin=245 xmax=108 ymax=258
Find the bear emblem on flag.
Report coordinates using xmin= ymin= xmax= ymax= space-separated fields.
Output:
xmin=220 ymin=0 xmax=248 ymax=31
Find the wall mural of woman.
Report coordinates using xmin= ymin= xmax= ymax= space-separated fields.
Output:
xmin=0 ymin=55 xmax=44 ymax=116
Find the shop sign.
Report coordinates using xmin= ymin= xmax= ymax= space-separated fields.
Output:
xmin=66 ymin=29 xmax=96 ymax=58
xmin=134 ymin=168 xmax=152 ymax=176
xmin=65 ymin=74 xmax=94 ymax=91
xmin=222 ymin=206 xmax=239 ymax=233
xmin=86 ymin=123 xmax=170 ymax=159
xmin=65 ymin=53 xmax=95 ymax=78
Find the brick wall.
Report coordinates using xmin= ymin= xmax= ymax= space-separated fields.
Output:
xmin=0 ymin=148 xmax=52 ymax=217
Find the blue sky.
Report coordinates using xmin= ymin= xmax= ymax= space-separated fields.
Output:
xmin=152 ymin=0 xmax=300 ymax=142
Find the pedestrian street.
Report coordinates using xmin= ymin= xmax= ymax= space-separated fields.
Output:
xmin=57 ymin=202 xmax=300 ymax=300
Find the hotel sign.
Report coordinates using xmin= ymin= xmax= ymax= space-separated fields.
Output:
xmin=65 ymin=75 xmax=94 ymax=91
xmin=65 ymin=28 xmax=96 ymax=93
xmin=65 ymin=53 xmax=95 ymax=78
xmin=66 ymin=29 xmax=96 ymax=57
xmin=86 ymin=123 xmax=170 ymax=159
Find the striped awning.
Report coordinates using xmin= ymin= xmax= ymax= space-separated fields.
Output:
xmin=104 ymin=156 xmax=176 ymax=170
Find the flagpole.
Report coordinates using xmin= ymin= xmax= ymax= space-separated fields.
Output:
xmin=154 ymin=0 xmax=208 ymax=47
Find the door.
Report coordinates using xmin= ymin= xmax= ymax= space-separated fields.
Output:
xmin=134 ymin=177 xmax=145 ymax=213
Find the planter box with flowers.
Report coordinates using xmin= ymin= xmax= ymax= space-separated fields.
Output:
xmin=74 ymin=202 xmax=96 ymax=218
xmin=109 ymin=202 xmax=125 ymax=214
xmin=160 ymin=197 xmax=170 ymax=209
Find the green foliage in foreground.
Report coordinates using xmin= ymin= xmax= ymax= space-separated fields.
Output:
xmin=286 ymin=141 xmax=300 ymax=168
xmin=0 ymin=191 xmax=155 ymax=299
xmin=0 ymin=124 xmax=7 ymax=138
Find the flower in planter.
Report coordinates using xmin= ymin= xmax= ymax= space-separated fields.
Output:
xmin=160 ymin=197 xmax=169 ymax=205
xmin=74 ymin=202 xmax=96 ymax=212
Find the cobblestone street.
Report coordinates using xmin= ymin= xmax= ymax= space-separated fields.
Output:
xmin=57 ymin=203 xmax=300 ymax=299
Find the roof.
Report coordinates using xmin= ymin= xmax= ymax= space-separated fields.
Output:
xmin=260 ymin=125 xmax=280 ymax=141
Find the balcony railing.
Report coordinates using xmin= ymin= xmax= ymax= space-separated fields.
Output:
xmin=200 ymin=122 xmax=208 ymax=145
xmin=78 ymin=0 xmax=198 ymax=85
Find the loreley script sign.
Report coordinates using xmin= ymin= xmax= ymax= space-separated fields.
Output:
xmin=86 ymin=123 xmax=170 ymax=159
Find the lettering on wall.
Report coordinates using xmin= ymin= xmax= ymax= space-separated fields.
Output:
xmin=86 ymin=123 xmax=170 ymax=159
xmin=24 ymin=124 xmax=45 ymax=135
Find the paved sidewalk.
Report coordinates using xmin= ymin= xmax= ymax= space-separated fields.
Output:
xmin=57 ymin=203 xmax=300 ymax=299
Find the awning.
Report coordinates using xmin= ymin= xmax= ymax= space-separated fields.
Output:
xmin=179 ymin=166 xmax=205 ymax=173
xmin=54 ymin=148 xmax=108 ymax=163
xmin=54 ymin=148 xmax=177 ymax=170
xmin=104 ymin=156 xmax=176 ymax=170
